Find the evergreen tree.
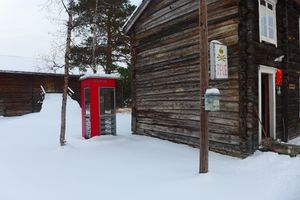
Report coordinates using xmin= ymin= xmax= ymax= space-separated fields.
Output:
xmin=71 ymin=0 xmax=136 ymax=74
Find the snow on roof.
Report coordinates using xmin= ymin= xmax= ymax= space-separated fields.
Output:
xmin=80 ymin=73 xmax=120 ymax=80
xmin=0 ymin=55 xmax=121 ymax=77
xmin=206 ymin=88 xmax=220 ymax=95
xmin=123 ymin=0 xmax=152 ymax=34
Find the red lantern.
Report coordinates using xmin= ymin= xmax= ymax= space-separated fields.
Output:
xmin=276 ymin=69 xmax=283 ymax=86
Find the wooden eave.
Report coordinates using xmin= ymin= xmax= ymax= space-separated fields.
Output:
xmin=123 ymin=0 xmax=152 ymax=35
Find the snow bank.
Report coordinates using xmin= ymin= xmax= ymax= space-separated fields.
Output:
xmin=290 ymin=137 xmax=300 ymax=145
xmin=0 ymin=94 xmax=299 ymax=200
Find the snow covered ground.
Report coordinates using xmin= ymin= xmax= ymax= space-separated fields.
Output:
xmin=291 ymin=136 xmax=300 ymax=145
xmin=0 ymin=94 xmax=299 ymax=200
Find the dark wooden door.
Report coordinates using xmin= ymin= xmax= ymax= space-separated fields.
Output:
xmin=261 ymin=74 xmax=270 ymax=138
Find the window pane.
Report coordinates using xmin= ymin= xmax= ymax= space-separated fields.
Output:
xmin=269 ymin=27 xmax=274 ymax=39
xmin=84 ymin=88 xmax=91 ymax=138
xmin=268 ymin=14 xmax=274 ymax=39
xmin=84 ymin=88 xmax=90 ymax=115
xmin=268 ymin=3 xmax=273 ymax=10
xmin=268 ymin=15 xmax=274 ymax=28
xmin=261 ymin=16 xmax=268 ymax=37
xmin=100 ymin=88 xmax=115 ymax=115
xmin=261 ymin=0 xmax=266 ymax=6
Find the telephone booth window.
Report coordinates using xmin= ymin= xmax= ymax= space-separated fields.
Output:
xmin=84 ymin=88 xmax=91 ymax=138
xmin=100 ymin=88 xmax=115 ymax=115
xmin=99 ymin=88 xmax=116 ymax=135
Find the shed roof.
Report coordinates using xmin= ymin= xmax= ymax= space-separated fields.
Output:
xmin=0 ymin=69 xmax=81 ymax=78
xmin=123 ymin=0 xmax=152 ymax=34
xmin=0 ymin=55 xmax=84 ymax=75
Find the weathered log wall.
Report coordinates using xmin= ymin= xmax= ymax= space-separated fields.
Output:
xmin=131 ymin=0 xmax=244 ymax=157
xmin=238 ymin=0 xmax=287 ymax=154
xmin=286 ymin=0 xmax=300 ymax=140
xmin=0 ymin=72 xmax=80 ymax=116
xmin=240 ymin=0 xmax=300 ymax=146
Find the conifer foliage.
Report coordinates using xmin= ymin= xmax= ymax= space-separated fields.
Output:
xmin=71 ymin=0 xmax=136 ymax=74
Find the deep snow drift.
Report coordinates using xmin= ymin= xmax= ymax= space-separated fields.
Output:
xmin=0 ymin=94 xmax=299 ymax=200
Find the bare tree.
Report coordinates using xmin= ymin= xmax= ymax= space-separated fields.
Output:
xmin=60 ymin=0 xmax=74 ymax=146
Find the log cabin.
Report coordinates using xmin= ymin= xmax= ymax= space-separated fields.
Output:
xmin=0 ymin=70 xmax=81 ymax=116
xmin=124 ymin=0 xmax=300 ymax=157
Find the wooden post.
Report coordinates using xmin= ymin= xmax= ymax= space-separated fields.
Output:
xmin=199 ymin=0 xmax=209 ymax=174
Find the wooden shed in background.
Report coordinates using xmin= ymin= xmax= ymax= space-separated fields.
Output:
xmin=124 ymin=0 xmax=300 ymax=157
xmin=0 ymin=70 xmax=81 ymax=116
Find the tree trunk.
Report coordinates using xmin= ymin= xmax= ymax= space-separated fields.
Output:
xmin=60 ymin=5 xmax=73 ymax=146
xmin=106 ymin=9 xmax=113 ymax=74
xmin=92 ymin=0 xmax=98 ymax=74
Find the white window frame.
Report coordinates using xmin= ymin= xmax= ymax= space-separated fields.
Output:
xmin=258 ymin=0 xmax=278 ymax=46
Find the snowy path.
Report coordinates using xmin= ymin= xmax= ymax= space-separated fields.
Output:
xmin=0 ymin=94 xmax=299 ymax=200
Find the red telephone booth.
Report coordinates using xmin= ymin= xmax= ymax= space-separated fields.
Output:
xmin=80 ymin=75 xmax=118 ymax=139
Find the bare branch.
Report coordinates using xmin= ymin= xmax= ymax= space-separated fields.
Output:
xmin=61 ymin=0 xmax=68 ymax=12
xmin=52 ymin=60 xmax=64 ymax=68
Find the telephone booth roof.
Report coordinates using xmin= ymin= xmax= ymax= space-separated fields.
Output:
xmin=80 ymin=73 xmax=120 ymax=81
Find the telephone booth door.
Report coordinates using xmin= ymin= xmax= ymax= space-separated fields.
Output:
xmin=99 ymin=87 xmax=116 ymax=135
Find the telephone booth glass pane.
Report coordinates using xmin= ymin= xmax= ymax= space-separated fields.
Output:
xmin=99 ymin=88 xmax=116 ymax=135
xmin=100 ymin=88 xmax=115 ymax=115
xmin=84 ymin=88 xmax=91 ymax=138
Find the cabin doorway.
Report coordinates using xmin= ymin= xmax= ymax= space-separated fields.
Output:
xmin=261 ymin=74 xmax=270 ymax=138
xmin=258 ymin=66 xmax=276 ymax=145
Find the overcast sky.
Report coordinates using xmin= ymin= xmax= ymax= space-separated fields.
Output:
xmin=0 ymin=0 xmax=142 ymax=61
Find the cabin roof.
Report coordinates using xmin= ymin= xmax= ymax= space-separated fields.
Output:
xmin=0 ymin=55 xmax=90 ymax=76
xmin=123 ymin=0 xmax=300 ymax=35
xmin=123 ymin=0 xmax=152 ymax=34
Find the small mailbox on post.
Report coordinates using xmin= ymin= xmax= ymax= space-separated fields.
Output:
xmin=80 ymin=74 xmax=119 ymax=139
xmin=205 ymin=88 xmax=220 ymax=112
